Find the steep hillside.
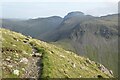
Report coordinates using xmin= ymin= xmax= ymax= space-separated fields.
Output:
xmin=51 ymin=14 xmax=118 ymax=77
xmin=1 ymin=28 xmax=113 ymax=78
xmin=2 ymin=16 xmax=63 ymax=39
xmin=41 ymin=12 xmax=94 ymax=41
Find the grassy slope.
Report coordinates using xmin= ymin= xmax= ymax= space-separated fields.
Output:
xmin=1 ymin=28 xmax=113 ymax=78
xmin=51 ymin=38 xmax=118 ymax=77
xmin=50 ymin=18 xmax=118 ymax=77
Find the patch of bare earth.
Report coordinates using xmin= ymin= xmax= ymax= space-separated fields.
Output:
xmin=22 ymin=56 xmax=41 ymax=78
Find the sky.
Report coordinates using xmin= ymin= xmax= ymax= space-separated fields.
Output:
xmin=0 ymin=0 xmax=119 ymax=19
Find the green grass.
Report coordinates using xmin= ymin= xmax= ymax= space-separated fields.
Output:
xmin=1 ymin=28 xmax=113 ymax=78
xmin=52 ymin=38 xmax=118 ymax=77
xmin=30 ymin=39 xmax=113 ymax=78
xmin=50 ymin=39 xmax=75 ymax=52
xmin=1 ymin=28 xmax=32 ymax=78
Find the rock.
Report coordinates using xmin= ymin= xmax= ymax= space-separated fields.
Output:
xmin=98 ymin=64 xmax=110 ymax=75
xmin=65 ymin=51 xmax=70 ymax=53
xmin=20 ymin=58 xmax=28 ymax=64
xmin=25 ymin=38 xmax=29 ymax=41
xmin=80 ymin=66 xmax=82 ymax=69
xmin=64 ymin=71 xmax=67 ymax=74
xmin=74 ymin=54 xmax=79 ymax=58
xmin=7 ymin=65 xmax=13 ymax=68
xmin=80 ymin=66 xmax=86 ymax=70
xmin=13 ymin=69 xmax=19 ymax=76
xmin=15 ymin=53 xmax=19 ymax=58
xmin=84 ymin=62 xmax=88 ymax=66
xmin=23 ymin=51 xmax=28 ymax=55
xmin=13 ymin=37 xmax=19 ymax=41
xmin=27 ymin=36 xmax=32 ymax=39
xmin=6 ymin=58 xmax=10 ymax=61
xmin=73 ymin=63 xmax=76 ymax=68
xmin=32 ymin=53 xmax=42 ymax=57
xmin=3 ymin=67 xmax=5 ymax=69
xmin=86 ymin=58 xmax=92 ymax=64
xmin=12 ymin=45 xmax=16 ymax=46
xmin=97 ymin=75 xmax=103 ymax=78
xmin=60 ymin=55 xmax=65 ymax=58
xmin=49 ymin=52 xmax=53 ymax=54
xmin=98 ymin=64 xmax=104 ymax=69
xmin=51 ymin=51 xmax=54 ymax=54
xmin=23 ymin=41 xmax=28 ymax=44
xmin=22 ymin=68 xmax=25 ymax=71
xmin=6 ymin=58 xmax=11 ymax=63
xmin=71 ymin=62 xmax=76 ymax=68
xmin=109 ymin=70 xmax=113 ymax=75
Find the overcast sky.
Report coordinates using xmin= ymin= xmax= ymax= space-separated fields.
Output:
xmin=0 ymin=0 xmax=119 ymax=19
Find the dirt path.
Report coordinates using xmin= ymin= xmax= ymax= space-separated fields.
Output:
xmin=23 ymin=57 xmax=41 ymax=78
xmin=22 ymin=40 xmax=42 ymax=78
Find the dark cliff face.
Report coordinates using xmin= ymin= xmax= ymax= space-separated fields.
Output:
xmin=70 ymin=22 xmax=118 ymax=41
xmin=72 ymin=21 xmax=118 ymax=77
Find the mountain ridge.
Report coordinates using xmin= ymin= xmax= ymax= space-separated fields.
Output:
xmin=1 ymin=11 xmax=118 ymax=77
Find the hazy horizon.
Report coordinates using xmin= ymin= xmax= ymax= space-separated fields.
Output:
xmin=1 ymin=1 xmax=118 ymax=19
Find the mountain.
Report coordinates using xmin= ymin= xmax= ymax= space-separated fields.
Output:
xmin=41 ymin=12 xmax=94 ymax=41
xmin=39 ymin=12 xmax=118 ymax=77
xmin=2 ymin=16 xmax=63 ymax=39
xmin=1 ymin=11 xmax=118 ymax=77
xmin=46 ymin=13 xmax=118 ymax=77
xmin=1 ymin=28 xmax=113 ymax=78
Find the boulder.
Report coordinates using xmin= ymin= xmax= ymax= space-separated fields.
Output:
xmin=109 ymin=70 xmax=113 ymax=75
xmin=20 ymin=58 xmax=28 ymax=64
xmin=13 ymin=69 xmax=19 ymax=76
xmin=86 ymin=58 xmax=92 ymax=64
xmin=98 ymin=64 xmax=110 ymax=75
xmin=60 ymin=55 xmax=65 ymax=58
xmin=13 ymin=37 xmax=19 ymax=41
xmin=32 ymin=53 xmax=42 ymax=57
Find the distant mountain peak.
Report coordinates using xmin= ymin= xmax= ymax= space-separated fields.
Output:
xmin=48 ymin=16 xmax=62 ymax=19
xmin=67 ymin=11 xmax=84 ymax=15
xmin=64 ymin=11 xmax=84 ymax=20
xmin=29 ymin=16 xmax=62 ymax=21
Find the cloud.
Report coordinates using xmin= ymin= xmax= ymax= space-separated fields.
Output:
xmin=1 ymin=2 xmax=118 ymax=19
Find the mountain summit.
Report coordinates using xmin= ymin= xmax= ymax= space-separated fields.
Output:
xmin=64 ymin=11 xmax=84 ymax=20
